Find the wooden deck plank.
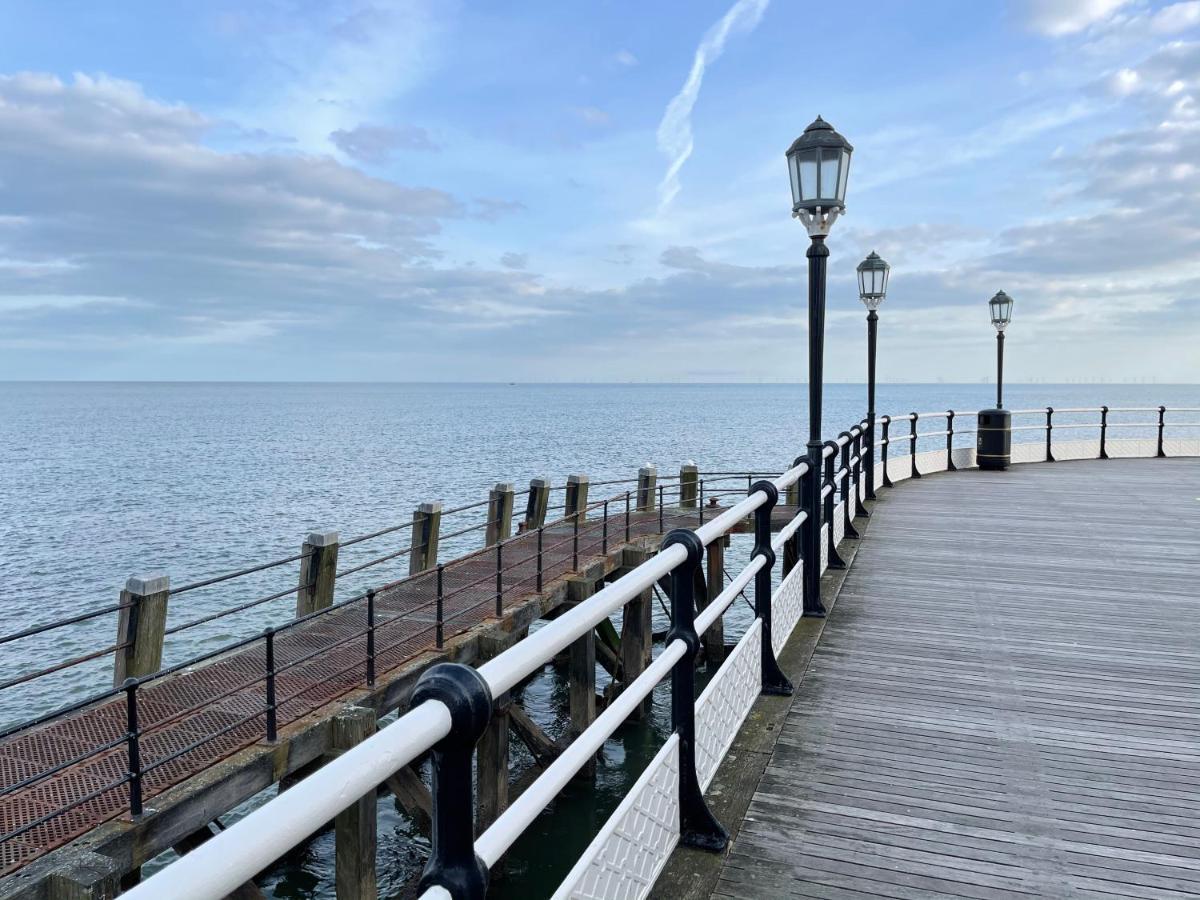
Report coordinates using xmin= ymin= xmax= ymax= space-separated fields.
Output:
xmin=714 ymin=458 xmax=1200 ymax=899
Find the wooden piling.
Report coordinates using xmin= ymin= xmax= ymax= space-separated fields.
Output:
xmin=476 ymin=693 xmax=510 ymax=833
xmin=408 ymin=502 xmax=442 ymax=575
xmin=46 ymin=852 xmax=120 ymax=900
xmin=703 ymin=539 xmax=726 ymax=664
xmin=619 ymin=548 xmax=653 ymax=719
xmin=679 ymin=461 xmax=699 ymax=508
xmin=565 ymin=474 xmax=590 ymax=521
xmin=384 ymin=766 xmax=432 ymax=830
xmin=296 ymin=530 xmax=339 ymax=617
xmin=524 ymin=477 xmax=550 ymax=529
xmin=113 ymin=574 xmax=169 ymax=686
xmin=636 ymin=464 xmax=657 ymax=512
xmin=332 ymin=707 xmax=377 ymax=900
xmin=485 ymin=482 xmax=514 ymax=547
xmin=566 ymin=577 xmax=596 ymax=774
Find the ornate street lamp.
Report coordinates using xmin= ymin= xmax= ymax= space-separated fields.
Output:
xmin=858 ymin=251 xmax=889 ymax=501
xmin=978 ymin=291 xmax=1014 ymax=470
xmin=786 ymin=116 xmax=853 ymax=616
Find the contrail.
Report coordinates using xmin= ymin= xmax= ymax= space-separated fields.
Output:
xmin=655 ymin=0 xmax=769 ymax=213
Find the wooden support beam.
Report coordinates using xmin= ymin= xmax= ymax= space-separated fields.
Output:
xmin=679 ymin=461 xmax=699 ymax=508
xmin=509 ymin=703 xmax=559 ymax=768
xmin=408 ymin=502 xmax=442 ymax=575
xmin=619 ymin=548 xmax=653 ymax=720
xmin=476 ymin=694 xmax=510 ymax=833
xmin=46 ymin=852 xmax=120 ymax=900
xmin=113 ymin=573 xmax=169 ymax=686
xmin=485 ymin=482 xmax=514 ymax=547
xmin=566 ymin=577 xmax=596 ymax=775
xmin=383 ymin=766 xmax=432 ymax=830
xmin=332 ymin=707 xmax=377 ymax=900
xmin=524 ymin=477 xmax=550 ymax=530
xmin=702 ymin=539 xmax=726 ymax=664
xmin=565 ymin=474 xmax=590 ymax=520
xmin=296 ymin=530 xmax=339 ymax=617
xmin=636 ymin=464 xmax=657 ymax=512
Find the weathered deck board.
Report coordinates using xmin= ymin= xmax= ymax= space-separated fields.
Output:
xmin=714 ymin=458 xmax=1200 ymax=900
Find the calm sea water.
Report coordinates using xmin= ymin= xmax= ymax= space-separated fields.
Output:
xmin=1 ymin=381 xmax=1195 ymax=897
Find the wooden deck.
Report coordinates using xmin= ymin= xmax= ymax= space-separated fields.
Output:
xmin=715 ymin=458 xmax=1200 ymax=899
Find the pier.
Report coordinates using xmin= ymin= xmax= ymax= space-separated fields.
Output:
xmin=0 ymin=405 xmax=1196 ymax=899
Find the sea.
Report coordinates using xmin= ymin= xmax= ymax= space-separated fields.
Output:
xmin=1 ymin=381 xmax=1195 ymax=898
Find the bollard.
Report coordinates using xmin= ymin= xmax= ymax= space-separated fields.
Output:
xmin=113 ymin=574 xmax=170 ymax=686
xmin=297 ymin=530 xmax=340 ymax=617
xmin=751 ymin=481 xmax=793 ymax=696
xmin=485 ymin=483 xmax=514 ymax=547
xmin=636 ymin=464 xmax=657 ymax=512
xmin=413 ymin=664 xmax=493 ymax=899
xmin=565 ymin=474 xmax=590 ymax=521
xmin=409 ymin=504 xmax=442 ymax=575
xmin=661 ymin=529 xmax=727 ymax=851
xmin=524 ymin=477 xmax=550 ymax=530
xmin=679 ymin=461 xmax=699 ymax=508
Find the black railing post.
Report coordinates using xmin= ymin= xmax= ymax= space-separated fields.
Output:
xmin=852 ymin=428 xmax=869 ymax=519
xmin=602 ymin=500 xmax=609 ymax=555
xmin=572 ymin=513 xmax=579 ymax=571
xmin=751 ymin=481 xmax=793 ymax=696
xmin=536 ymin=529 xmax=544 ymax=592
xmin=1157 ymin=405 xmax=1166 ymax=457
xmin=909 ymin=412 xmax=922 ymax=478
xmin=823 ymin=442 xmax=847 ymax=570
xmin=123 ymin=678 xmax=143 ymax=818
xmin=495 ymin=544 xmax=503 ymax=617
xmin=698 ymin=479 xmax=705 ymax=524
xmin=436 ymin=564 xmax=445 ymax=649
xmin=1100 ymin=405 xmax=1110 ymax=459
xmin=799 ymin=461 xmax=825 ymax=617
xmin=624 ymin=491 xmax=631 ymax=542
xmin=881 ymin=416 xmax=894 ymax=488
xmin=413 ymin=664 xmax=493 ymax=898
xmin=946 ymin=410 xmax=957 ymax=471
xmin=658 ymin=485 xmax=665 ymax=532
xmin=838 ymin=433 xmax=859 ymax=539
xmin=1046 ymin=407 xmax=1055 ymax=462
xmin=366 ymin=590 xmax=376 ymax=687
xmin=661 ymin=529 xmax=728 ymax=851
xmin=264 ymin=627 xmax=277 ymax=741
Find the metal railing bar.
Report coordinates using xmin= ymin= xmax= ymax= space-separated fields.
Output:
xmin=173 ymin=550 xmax=316 ymax=596
xmin=0 ymin=640 xmax=132 ymax=691
xmin=0 ymin=602 xmax=133 ymax=647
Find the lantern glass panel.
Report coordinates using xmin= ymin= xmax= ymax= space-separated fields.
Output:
xmin=788 ymin=154 xmax=801 ymax=206
xmin=836 ymin=149 xmax=850 ymax=202
xmin=819 ymin=150 xmax=840 ymax=203
xmin=799 ymin=154 xmax=818 ymax=202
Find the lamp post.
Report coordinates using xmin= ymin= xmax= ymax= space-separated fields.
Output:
xmin=787 ymin=116 xmax=853 ymax=616
xmin=857 ymin=251 xmax=889 ymax=501
xmin=978 ymin=291 xmax=1014 ymax=470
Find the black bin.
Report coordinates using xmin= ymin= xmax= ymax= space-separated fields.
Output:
xmin=977 ymin=409 xmax=1011 ymax=470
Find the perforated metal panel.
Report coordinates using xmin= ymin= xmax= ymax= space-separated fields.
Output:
xmin=695 ymin=620 xmax=761 ymax=791
xmin=772 ymin=563 xmax=804 ymax=659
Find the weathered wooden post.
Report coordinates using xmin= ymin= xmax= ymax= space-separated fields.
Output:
xmin=46 ymin=852 xmax=121 ymax=900
xmin=565 ymin=474 xmax=590 ymax=521
xmin=409 ymin=503 xmax=442 ymax=575
xmin=476 ymin=693 xmax=510 ymax=832
xmin=636 ymin=464 xmax=657 ymax=512
xmin=679 ymin=461 xmax=699 ymax=508
xmin=296 ymin=530 xmax=339 ymax=617
xmin=485 ymin=483 xmax=514 ymax=547
xmin=703 ymin=540 xmax=726 ymax=664
xmin=332 ymin=707 xmax=378 ymax=900
xmin=524 ymin=477 xmax=550 ymax=529
xmin=566 ymin=576 xmax=596 ymax=775
xmin=619 ymin=547 xmax=653 ymax=719
xmin=113 ymin=574 xmax=170 ymax=686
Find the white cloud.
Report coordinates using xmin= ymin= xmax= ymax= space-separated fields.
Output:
xmin=1025 ymin=0 xmax=1133 ymax=36
xmin=654 ymin=0 xmax=769 ymax=213
xmin=615 ymin=50 xmax=638 ymax=67
xmin=1152 ymin=1 xmax=1200 ymax=33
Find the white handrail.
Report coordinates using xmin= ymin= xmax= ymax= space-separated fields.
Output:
xmin=771 ymin=509 xmax=807 ymax=553
xmin=121 ymin=701 xmax=453 ymax=900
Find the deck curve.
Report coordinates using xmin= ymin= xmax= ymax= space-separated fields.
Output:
xmin=715 ymin=457 xmax=1200 ymax=899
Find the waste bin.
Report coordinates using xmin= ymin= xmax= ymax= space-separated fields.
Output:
xmin=977 ymin=409 xmax=1011 ymax=470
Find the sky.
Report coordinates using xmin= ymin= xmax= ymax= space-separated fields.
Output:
xmin=0 ymin=0 xmax=1198 ymax=383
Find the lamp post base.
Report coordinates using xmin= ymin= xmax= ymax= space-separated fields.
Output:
xmin=977 ymin=409 xmax=1011 ymax=470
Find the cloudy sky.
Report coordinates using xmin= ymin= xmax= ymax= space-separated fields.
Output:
xmin=0 ymin=0 xmax=1197 ymax=382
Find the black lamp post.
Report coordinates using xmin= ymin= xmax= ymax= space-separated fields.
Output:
xmin=978 ymin=290 xmax=1014 ymax=470
xmin=857 ymin=251 xmax=889 ymax=501
xmin=786 ymin=116 xmax=853 ymax=616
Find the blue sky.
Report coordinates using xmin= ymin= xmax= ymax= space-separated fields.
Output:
xmin=0 ymin=0 xmax=1197 ymax=381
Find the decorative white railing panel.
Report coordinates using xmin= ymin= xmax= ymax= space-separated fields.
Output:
xmin=1050 ymin=438 xmax=1101 ymax=461
xmin=554 ymin=736 xmax=681 ymax=900
xmin=772 ymin=561 xmax=804 ymax=658
xmin=952 ymin=447 xmax=976 ymax=469
xmin=1106 ymin=438 xmax=1157 ymax=458
xmin=832 ymin=501 xmax=845 ymax=546
xmin=915 ymin=449 xmax=948 ymax=474
xmin=1010 ymin=441 xmax=1045 ymax=464
xmin=695 ymin=619 xmax=761 ymax=791
xmin=1164 ymin=438 xmax=1200 ymax=456
xmin=819 ymin=522 xmax=829 ymax=573
xmin=887 ymin=453 xmax=913 ymax=482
